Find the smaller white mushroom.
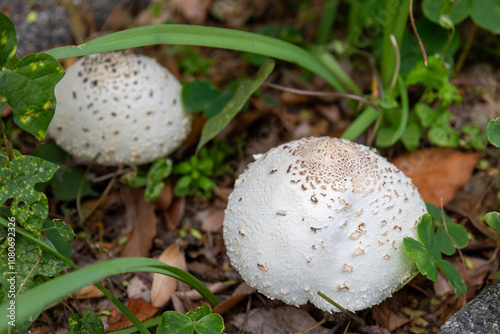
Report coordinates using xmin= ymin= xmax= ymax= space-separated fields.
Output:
xmin=49 ymin=51 xmax=191 ymax=166
xmin=223 ymin=137 xmax=427 ymax=313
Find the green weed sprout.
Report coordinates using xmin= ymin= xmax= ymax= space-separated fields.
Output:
xmin=403 ymin=203 xmax=469 ymax=297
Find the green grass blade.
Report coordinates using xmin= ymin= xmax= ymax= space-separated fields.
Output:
xmin=197 ymin=59 xmax=275 ymax=152
xmin=0 ymin=257 xmax=219 ymax=330
xmin=310 ymin=46 xmax=362 ymax=95
xmin=341 ymin=106 xmax=379 ymax=141
xmin=46 ymin=24 xmax=345 ymax=93
xmin=388 ymin=75 xmax=409 ymax=145
xmin=315 ymin=0 xmax=339 ymax=45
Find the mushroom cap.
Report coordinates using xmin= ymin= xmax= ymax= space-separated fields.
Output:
xmin=223 ymin=137 xmax=427 ymax=312
xmin=48 ymin=51 xmax=191 ymax=166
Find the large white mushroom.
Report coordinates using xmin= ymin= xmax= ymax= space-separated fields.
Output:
xmin=223 ymin=137 xmax=427 ymax=313
xmin=49 ymin=51 xmax=191 ymax=166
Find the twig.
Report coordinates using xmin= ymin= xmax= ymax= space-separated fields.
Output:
xmin=92 ymin=167 xmax=133 ymax=183
xmin=264 ymin=82 xmax=380 ymax=110
xmin=409 ymin=0 xmax=427 ymax=66
xmin=83 ymin=170 xmax=120 ymax=221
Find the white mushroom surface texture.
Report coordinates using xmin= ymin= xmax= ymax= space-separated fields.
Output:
xmin=49 ymin=51 xmax=191 ymax=166
xmin=223 ymin=137 xmax=427 ymax=313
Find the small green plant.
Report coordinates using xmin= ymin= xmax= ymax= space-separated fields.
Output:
xmin=121 ymin=157 xmax=173 ymax=201
xmin=403 ymin=203 xmax=469 ymax=297
xmin=158 ymin=304 xmax=224 ymax=334
xmin=400 ymin=56 xmax=462 ymax=150
xmin=174 ymin=142 xmax=233 ymax=198
xmin=165 ymin=45 xmax=214 ymax=77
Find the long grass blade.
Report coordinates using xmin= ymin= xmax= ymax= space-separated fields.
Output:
xmin=46 ymin=24 xmax=346 ymax=93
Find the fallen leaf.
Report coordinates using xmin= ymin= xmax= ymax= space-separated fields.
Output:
xmin=151 ymin=243 xmax=187 ymax=308
xmin=154 ymin=184 xmax=173 ymax=210
xmin=165 ymin=197 xmax=186 ymax=228
xmin=119 ymin=186 xmax=158 ymax=258
xmin=371 ymin=300 xmax=411 ymax=332
xmin=201 ymin=209 xmax=225 ymax=232
xmin=230 ymin=306 xmax=330 ymax=334
xmin=127 ymin=276 xmax=151 ymax=302
xmin=173 ymin=282 xmax=231 ymax=302
xmin=170 ymin=0 xmax=211 ymax=24
xmin=392 ymin=148 xmax=481 ymax=206
xmin=75 ymin=284 xmax=105 ymax=299
xmin=212 ymin=282 xmax=256 ymax=315
xmin=105 ymin=298 xmax=158 ymax=332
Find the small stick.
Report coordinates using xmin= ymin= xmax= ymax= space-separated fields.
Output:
xmin=317 ymin=291 xmax=365 ymax=326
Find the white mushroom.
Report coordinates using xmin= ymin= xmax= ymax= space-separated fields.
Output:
xmin=48 ymin=51 xmax=191 ymax=166
xmin=223 ymin=137 xmax=427 ymax=313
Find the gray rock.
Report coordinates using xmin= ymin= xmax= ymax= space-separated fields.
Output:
xmin=439 ymin=281 xmax=500 ymax=334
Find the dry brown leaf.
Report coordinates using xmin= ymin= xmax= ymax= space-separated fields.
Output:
xmin=127 ymin=276 xmax=151 ymax=301
xmin=75 ymin=284 xmax=105 ymax=299
xmin=392 ymin=148 xmax=481 ymax=206
xmin=173 ymin=282 xmax=230 ymax=302
xmin=170 ymin=0 xmax=211 ymax=24
xmin=371 ymin=301 xmax=411 ymax=332
xmin=154 ymin=184 xmax=173 ymax=210
xmin=119 ymin=186 xmax=158 ymax=258
xmin=105 ymin=298 xmax=158 ymax=332
xmin=201 ymin=209 xmax=225 ymax=232
xmin=212 ymin=282 xmax=256 ymax=315
xmin=230 ymin=306 xmax=330 ymax=334
xmin=165 ymin=197 xmax=186 ymax=228
xmin=151 ymin=244 xmax=187 ymax=308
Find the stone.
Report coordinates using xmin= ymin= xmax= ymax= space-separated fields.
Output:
xmin=438 ymin=281 xmax=500 ymax=334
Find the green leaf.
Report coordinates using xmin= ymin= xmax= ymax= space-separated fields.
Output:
xmin=0 ymin=155 xmax=59 ymax=232
xmin=144 ymin=181 xmax=165 ymax=201
xmin=147 ymin=158 xmax=173 ymax=182
xmin=158 ymin=304 xmax=224 ymax=334
xmin=43 ymin=219 xmax=75 ymax=259
xmin=182 ymin=80 xmax=223 ymax=113
xmin=69 ymin=309 xmax=105 ymax=334
xmin=470 ymin=0 xmax=500 ymax=34
xmin=482 ymin=211 xmax=500 ymax=234
xmin=51 ymin=167 xmax=98 ymax=201
xmin=194 ymin=314 xmax=225 ymax=334
xmin=415 ymin=103 xmax=442 ymax=127
xmin=0 ymin=53 xmax=65 ymax=140
xmin=403 ymin=237 xmax=438 ymax=282
xmin=436 ymin=259 xmax=467 ymax=297
xmin=0 ymin=13 xmax=18 ymax=69
xmin=31 ymin=142 xmax=69 ymax=165
xmin=197 ymin=59 xmax=275 ymax=151
xmin=435 ymin=221 xmax=468 ymax=256
xmin=428 ymin=122 xmax=459 ymax=147
xmin=400 ymin=18 xmax=460 ymax=75
xmin=401 ymin=121 xmax=423 ymax=151
xmin=158 ymin=311 xmax=195 ymax=334
xmin=422 ymin=0 xmax=472 ymax=26
xmin=174 ymin=161 xmax=193 ymax=175
xmin=487 ymin=118 xmax=500 ymax=147
xmin=417 ymin=214 xmax=442 ymax=259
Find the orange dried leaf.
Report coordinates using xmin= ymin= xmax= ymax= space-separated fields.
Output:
xmin=392 ymin=148 xmax=481 ymax=206
xmin=151 ymin=244 xmax=187 ymax=308
xmin=75 ymin=284 xmax=105 ymax=299
xmin=120 ymin=186 xmax=158 ymax=258
xmin=105 ymin=298 xmax=158 ymax=332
